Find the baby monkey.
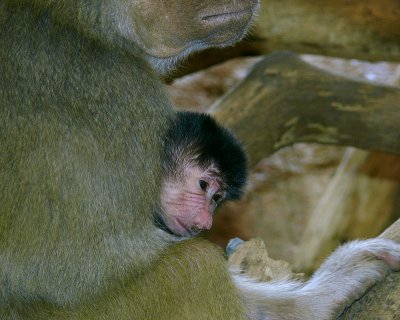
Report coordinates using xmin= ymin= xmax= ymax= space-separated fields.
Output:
xmin=154 ymin=112 xmax=248 ymax=237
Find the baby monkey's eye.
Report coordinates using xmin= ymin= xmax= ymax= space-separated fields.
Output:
xmin=212 ymin=194 xmax=223 ymax=203
xmin=199 ymin=180 xmax=208 ymax=191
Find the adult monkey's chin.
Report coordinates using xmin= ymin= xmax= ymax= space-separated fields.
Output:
xmin=142 ymin=0 xmax=260 ymax=73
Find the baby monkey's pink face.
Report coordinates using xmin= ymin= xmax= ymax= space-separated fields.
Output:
xmin=159 ymin=165 xmax=226 ymax=237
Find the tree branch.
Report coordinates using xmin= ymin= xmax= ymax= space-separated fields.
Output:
xmin=253 ymin=0 xmax=400 ymax=62
xmin=210 ymin=51 xmax=400 ymax=166
xmin=210 ymin=52 xmax=400 ymax=318
xmin=174 ymin=0 xmax=400 ymax=77
xmin=339 ymin=219 xmax=400 ymax=319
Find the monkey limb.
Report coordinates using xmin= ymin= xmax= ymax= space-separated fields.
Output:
xmin=1 ymin=1 xmax=400 ymax=319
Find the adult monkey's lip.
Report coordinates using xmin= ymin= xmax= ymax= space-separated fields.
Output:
xmin=201 ymin=7 xmax=254 ymax=23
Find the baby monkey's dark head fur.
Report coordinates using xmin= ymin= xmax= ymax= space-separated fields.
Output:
xmin=155 ymin=112 xmax=248 ymax=237
xmin=164 ymin=112 xmax=248 ymax=201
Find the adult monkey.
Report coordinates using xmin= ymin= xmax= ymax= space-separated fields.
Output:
xmin=1 ymin=1 xmax=400 ymax=320
xmin=0 ymin=0 xmax=257 ymax=318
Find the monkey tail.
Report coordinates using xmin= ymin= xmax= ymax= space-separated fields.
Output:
xmin=231 ymin=272 xmax=312 ymax=320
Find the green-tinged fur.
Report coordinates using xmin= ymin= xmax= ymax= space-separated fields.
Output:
xmin=0 ymin=1 xmax=257 ymax=319
xmin=3 ymin=240 xmax=246 ymax=320
xmin=0 ymin=2 xmax=173 ymax=307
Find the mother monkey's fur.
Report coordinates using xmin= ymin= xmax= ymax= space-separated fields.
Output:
xmin=1 ymin=1 xmax=400 ymax=320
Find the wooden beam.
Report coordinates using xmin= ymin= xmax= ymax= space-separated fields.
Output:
xmin=253 ymin=0 xmax=400 ymax=62
xmin=210 ymin=51 xmax=400 ymax=166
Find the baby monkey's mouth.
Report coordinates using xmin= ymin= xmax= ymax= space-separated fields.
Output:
xmin=153 ymin=210 xmax=198 ymax=238
xmin=153 ymin=211 xmax=174 ymax=235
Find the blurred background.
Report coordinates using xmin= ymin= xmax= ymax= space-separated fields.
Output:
xmin=166 ymin=0 xmax=400 ymax=273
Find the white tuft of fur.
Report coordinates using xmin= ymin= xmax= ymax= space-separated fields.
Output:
xmin=232 ymin=238 xmax=400 ymax=320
